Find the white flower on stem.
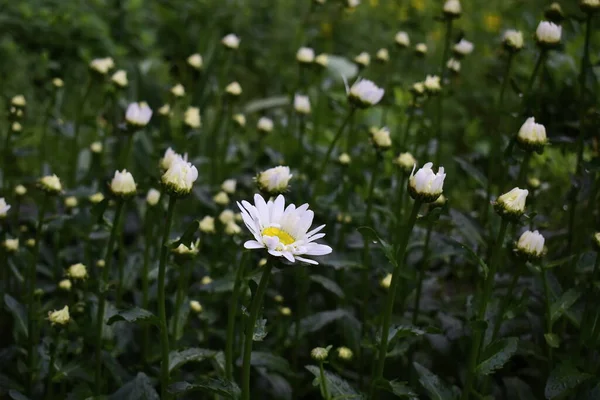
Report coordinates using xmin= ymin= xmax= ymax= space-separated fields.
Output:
xmin=233 ymin=113 xmax=246 ymax=127
xmin=376 ymin=48 xmax=390 ymax=63
xmin=187 ymin=53 xmax=203 ymax=70
xmin=52 ymin=78 xmax=64 ymax=88
xmin=48 ymin=306 xmax=70 ymax=325
xmin=184 ymin=107 xmax=201 ymax=128
xmin=257 ymin=117 xmax=274 ymax=133
xmin=89 ymin=57 xmax=115 ymax=75
xmin=225 ymin=81 xmax=242 ymax=96
xmin=256 ymin=166 xmax=293 ymax=195
xmin=214 ymin=191 xmax=230 ymax=205
xmin=161 ymin=156 xmax=198 ymax=196
xmin=495 ymin=187 xmax=529 ymax=219
xmin=411 ymin=82 xmax=425 ymax=96
xmin=409 ymin=162 xmax=446 ymax=202
xmin=516 ymin=230 xmax=545 ymax=260
xmin=337 ymin=347 xmax=353 ymax=360
xmin=90 ymin=141 xmax=103 ymax=154
xmin=173 ymin=240 xmax=200 ymax=256
xmin=190 ymin=300 xmax=203 ymax=313
xmin=58 ymin=279 xmax=72 ymax=291
xmin=11 ymin=95 xmax=26 ymax=107
xmin=171 ymin=83 xmax=185 ymax=97
xmin=67 ymin=263 xmax=88 ymax=280
xmin=11 ymin=122 xmax=22 ymax=132
xmin=424 ymin=75 xmax=441 ymax=93
xmin=64 ymin=196 xmax=78 ymax=209
xmin=89 ymin=192 xmax=104 ymax=204
xmin=160 ymin=147 xmax=183 ymax=170
xmin=111 ymin=70 xmax=128 ymax=88
xmin=315 ymin=53 xmax=329 ymax=67
xmin=15 ymin=185 xmax=27 ymax=196
xmin=296 ymin=47 xmax=315 ymax=64
xmin=354 ymin=52 xmax=371 ymax=67
xmin=346 ymin=0 xmax=360 ymax=8
xmin=237 ymin=194 xmax=333 ymax=264
xmin=536 ymin=21 xmax=561 ymax=46
xmin=581 ymin=0 xmax=600 ymax=12
xmin=146 ymin=188 xmax=161 ymax=206
xmin=517 ymin=117 xmax=547 ymax=152
xmin=338 ymin=153 xmax=351 ymax=165
xmin=443 ymin=0 xmax=461 ymax=17
xmin=199 ymin=216 xmax=216 ymax=233
xmin=125 ymin=102 xmax=153 ymax=128
xmin=220 ymin=209 xmax=235 ymax=224
xmin=201 ymin=276 xmax=213 ymax=285
xmin=395 ymin=31 xmax=410 ymax=48
xmin=503 ymin=30 xmax=524 ymax=51
xmin=110 ymin=170 xmax=137 ymax=197
xmin=453 ymin=39 xmax=474 ymax=56
xmin=370 ymin=127 xmax=392 ymax=150
xmin=0 ymin=198 xmax=11 ymax=218
xmin=225 ymin=221 xmax=242 ymax=235
xmin=158 ymin=104 xmax=172 ymax=117
xmin=346 ymin=78 xmax=384 ymax=108
xmin=96 ymin=260 xmax=105 ymax=268
xmin=447 ymin=58 xmax=461 ymax=73
xmin=3 ymin=238 xmax=18 ymax=252
xmin=311 ymin=347 xmax=329 ymax=361
xmin=222 ymin=33 xmax=240 ymax=49
xmin=415 ymin=43 xmax=428 ymax=56
xmin=39 ymin=174 xmax=62 ymax=194
xmin=294 ymin=94 xmax=311 ymax=114
xmin=394 ymin=152 xmax=416 ymax=173
xmin=221 ymin=179 xmax=237 ymax=194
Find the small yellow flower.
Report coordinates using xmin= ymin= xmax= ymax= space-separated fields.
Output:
xmin=48 ymin=306 xmax=70 ymax=325
xmin=67 ymin=263 xmax=88 ymax=280
xmin=201 ymin=276 xmax=213 ymax=285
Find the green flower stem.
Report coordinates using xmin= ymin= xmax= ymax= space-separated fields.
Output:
xmin=241 ymin=262 xmax=273 ymax=400
xmin=319 ymin=361 xmax=331 ymax=400
xmin=434 ymin=18 xmax=453 ymax=166
xmin=210 ymin=99 xmax=227 ymax=186
xmin=69 ymin=79 xmax=93 ymax=186
xmin=39 ymin=100 xmax=54 ymax=175
xmin=580 ymin=251 xmax=600 ymax=357
xmin=412 ymin=217 xmax=434 ymax=325
xmin=26 ymin=194 xmax=49 ymax=395
xmin=491 ymin=267 xmax=520 ymax=340
xmin=541 ymin=266 xmax=554 ymax=369
xmin=517 ymin=152 xmax=531 ymax=186
xmin=172 ymin=256 xmax=193 ymax=342
xmin=400 ymin=105 xmax=415 ymax=151
xmin=314 ymin=108 xmax=356 ymax=197
xmin=394 ymin=174 xmax=407 ymax=246
xmin=45 ymin=327 xmax=61 ymax=400
xmin=94 ymin=199 xmax=125 ymax=394
xmin=119 ymin=132 xmax=136 ymax=170
xmin=141 ymin=206 xmax=153 ymax=363
xmin=293 ymin=265 xmax=309 ymax=370
xmin=370 ymin=199 xmax=422 ymax=399
xmin=2 ymin=126 xmax=13 ymax=192
xmin=115 ymin=212 xmax=126 ymax=308
xmin=461 ymin=218 xmax=509 ymax=400
xmin=218 ymin=102 xmax=233 ymax=182
xmin=225 ymin=251 xmax=249 ymax=380
xmin=157 ymin=195 xmax=177 ymax=399
xmin=297 ymin=114 xmax=307 ymax=170
xmin=526 ymin=50 xmax=546 ymax=96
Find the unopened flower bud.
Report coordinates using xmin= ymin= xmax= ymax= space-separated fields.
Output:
xmin=59 ymin=279 xmax=72 ymax=291
xmin=395 ymin=31 xmax=410 ymax=48
xmin=415 ymin=43 xmax=428 ymax=56
xmin=447 ymin=58 xmax=461 ymax=74
xmin=233 ymin=114 xmax=246 ymax=127
xmin=354 ymin=52 xmax=371 ymax=67
xmin=311 ymin=347 xmax=329 ymax=361
xmin=314 ymin=53 xmax=329 ymax=68
xmin=376 ymin=48 xmax=389 ymax=63
xmin=89 ymin=57 xmax=114 ymax=75
xmin=184 ymin=107 xmax=201 ymax=128
xmin=89 ymin=192 xmax=105 ymax=204
xmin=536 ymin=21 xmax=562 ymax=48
xmin=221 ymin=179 xmax=237 ymax=194
xmin=443 ymin=0 xmax=461 ymax=18
xmin=257 ymin=117 xmax=274 ymax=133
xmin=67 ymin=263 xmax=88 ymax=280
xmin=256 ymin=166 xmax=293 ymax=195
xmin=90 ymin=141 xmax=103 ymax=154
xmin=161 ymin=156 xmax=198 ymax=196
xmin=495 ymin=187 xmax=528 ymax=219
xmin=111 ymin=70 xmax=128 ymax=88
xmin=337 ymin=346 xmax=353 ymax=360
xmin=517 ymin=117 xmax=547 ymax=153
xmin=213 ymin=191 xmax=230 ymax=205
xmin=199 ymin=216 xmax=216 ymax=233
xmin=125 ymin=102 xmax=153 ymax=129
xmin=424 ymin=75 xmax=441 ymax=93
xmin=453 ymin=39 xmax=474 ymax=57
xmin=225 ymin=81 xmax=242 ymax=97
xmin=297 ymin=47 xmax=315 ymax=64
xmin=15 ymin=185 xmax=27 ymax=196
xmin=409 ymin=162 xmax=446 ymax=202
xmin=515 ymin=230 xmax=545 ymax=261
xmin=48 ymin=306 xmax=70 ymax=325
xmin=190 ymin=300 xmax=203 ymax=313
xmin=38 ymin=174 xmax=62 ymax=194
xmin=370 ymin=127 xmax=392 ymax=150
xmin=347 ymin=78 xmax=384 ymax=108
xmin=52 ymin=78 xmax=64 ymax=88
xmin=380 ymin=273 xmax=392 ymax=289
xmin=171 ymin=83 xmax=185 ymax=97
xmin=187 ymin=53 xmax=203 ymax=70
xmin=110 ymin=170 xmax=136 ymax=197
xmin=3 ymin=238 xmax=19 ymax=252
xmin=146 ymin=188 xmax=161 ymax=206
xmin=294 ymin=94 xmax=311 ymax=114
xmin=222 ymin=33 xmax=240 ymax=50
xmin=96 ymin=259 xmax=106 ymax=268
xmin=64 ymin=196 xmax=78 ymax=209
xmin=503 ymin=30 xmax=524 ymax=52
xmin=201 ymin=276 xmax=213 ymax=285
xmin=158 ymin=104 xmax=171 ymax=117
xmin=338 ymin=153 xmax=351 ymax=165
xmin=581 ymin=0 xmax=600 ymax=13
xmin=279 ymin=306 xmax=292 ymax=316
xmin=544 ymin=3 xmax=564 ymax=24
xmin=225 ymin=221 xmax=242 ymax=235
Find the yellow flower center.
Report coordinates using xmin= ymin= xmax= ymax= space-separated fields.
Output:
xmin=262 ymin=227 xmax=295 ymax=246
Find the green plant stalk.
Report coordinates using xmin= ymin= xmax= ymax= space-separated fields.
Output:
xmin=293 ymin=265 xmax=309 ymax=370
xmin=297 ymin=114 xmax=307 ymax=171
xmin=400 ymin=106 xmax=415 ymax=151
xmin=370 ymin=199 xmax=422 ymax=399
xmin=314 ymin=108 xmax=356 ymax=196
xmin=491 ymin=269 xmax=520 ymax=341
xmin=461 ymin=218 xmax=509 ymax=400
xmin=119 ymin=132 xmax=136 ymax=170
xmin=39 ymin=100 xmax=54 ymax=175
xmin=45 ymin=327 xmax=60 ymax=400
xmin=171 ymin=258 xmax=192 ymax=342
xmin=225 ymin=252 xmax=249 ymax=380
xmin=241 ymin=262 xmax=273 ymax=400
xmin=157 ymin=196 xmax=177 ymax=399
xmin=319 ymin=361 xmax=331 ymax=400
xmin=434 ymin=18 xmax=453 ymax=166
xmin=540 ymin=266 xmax=554 ymax=370
xmin=26 ymin=195 xmax=49 ymax=395
xmin=2 ymin=127 xmax=13 ymax=192
xmin=210 ymin=99 xmax=227 ymax=186
xmin=412 ymin=218 xmax=434 ymax=325
xmin=393 ymin=174 xmax=407 ymax=241
xmin=94 ymin=200 xmax=124 ymax=393
xmin=141 ymin=206 xmax=153 ymax=363
xmin=69 ymin=79 xmax=93 ymax=186
xmin=580 ymin=250 xmax=600 ymax=355
xmin=218 ymin=102 xmax=233 ymax=183
xmin=517 ymin=152 xmax=531 ymax=187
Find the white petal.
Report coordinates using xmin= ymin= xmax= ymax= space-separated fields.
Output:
xmin=304 ymin=243 xmax=333 ymax=256
xmin=295 ymin=256 xmax=319 ymax=265
xmin=244 ymin=240 xmax=264 ymax=249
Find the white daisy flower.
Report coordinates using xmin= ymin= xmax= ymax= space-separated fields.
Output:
xmin=237 ymin=194 xmax=332 ymax=265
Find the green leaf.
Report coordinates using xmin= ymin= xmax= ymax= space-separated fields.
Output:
xmin=475 ymin=337 xmax=518 ymax=376
xmin=413 ymin=362 xmax=457 ymax=400
xmin=445 ymin=237 xmax=489 ymax=279
xmin=325 ymin=55 xmax=359 ymax=82
xmin=91 ymin=197 xmax=109 ymax=225
xmin=305 ymin=365 xmax=364 ymax=399
xmin=550 ymin=289 xmax=580 ymax=323
xmin=358 ymin=227 xmax=397 ymax=268
xmin=168 ymin=379 xmax=241 ymax=399
xmin=168 ymin=348 xmax=216 ymax=373
xmin=310 ymin=275 xmax=344 ymax=298
xmin=8 ymin=390 xmax=29 ymax=400
xmin=454 ymin=157 xmax=487 ymax=188
xmin=253 ymin=318 xmax=268 ymax=341
xmin=289 ymin=309 xmax=350 ymax=337
xmin=52 ymin=361 xmax=83 ymax=383
xmin=544 ymin=333 xmax=560 ymax=349
xmin=378 ymin=325 xmax=436 ymax=350
xmin=249 ymin=352 xmax=291 ymax=375
xmin=170 ymin=220 xmax=199 ymax=249
xmin=107 ymin=307 xmax=158 ymax=326
xmin=544 ymin=363 xmax=592 ymax=399
xmin=244 ymin=96 xmax=289 ymax=114
xmin=449 ymin=209 xmax=485 ymax=246
xmin=375 ymin=379 xmax=419 ymax=399
xmin=4 ymin=294 xmax=28 ymax=338
xmin=109 ymin=372 xmax=159 ymax=400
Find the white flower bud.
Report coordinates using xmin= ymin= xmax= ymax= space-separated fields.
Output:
xmin=447 ymin=58 xmax=461 ymax=73
xmin=453 ymin=39 xmax=474 ymax=56
xmin=11 ymin=95 xmax=26 ymax=107
xmin=221 ymin=179 xmax=237 ymax=194
xmin=443 ymin=0 xmax=461 ymax=17
xmin=294 ymin=94 xmax=311 ymax=114
xmin=160 ymin=147 xmax=182 ymax=170
xmin=495 ymin=187 xmax=529 ymax=218
xmin=233 ymin=114 xmax=246 ymax=127
xmin=190 ymin=300 xmax=203 ymax=313
xmin=201 ymin=276 xmax=213 ymax=285
xmin=89 ymin=57 xmax=115 ymax=75
xmin=3 ymin=238 xmax=19 ymax=252
xmin=67 ymin=263 xmax=88 ymax=280
xmin=161 ymin=156 xmax=198 ymax=196
xmin=581 ymin=0 xmax=600 ymax=12
xmin=376 ymin=48 xmax=390 ymax=63
xmin=96 ymin=259 xmax=106 ymax=268
xmin=184 ymin=107 xmax=201 ymax=128
xmin=173 ymin=240 xmax=199 ymax=256
xmin=52 ymin=78 xmax=64 ymax=88
xmin=58 ymin=279 xmax=72 ymax=291
xmin=346 ymin=78 xmax=384 ymax=108
xmin=26 ymin=238 xmax=35 ymax=247
xmin=411 ymin=82 xmax=425 ymax=96
xmin=354 ymin=52 xmax=371 ymax=67
xmin=213 ymin=191 xmax=230 ymax=205
xmin=225 ymin=81 xmax=242 ymax=96
xmin=409 ymin=162 xmax=446 ymax=202
xmin=90 ymin=141 xmax=103 ymax=154
xmin=110 ymin=170 xmax=137 ymax=197
xmin=517 ymin=117 xmax=547 ymax=152
xmin=146 ymin=188 xmax=161 ymax=206
xmin=314 ymin=53 xmax=329 ymax=67
xmin=48 ymin=306 xmax=70 ymax=325
xmin=424 ymin=75 xmax=441 ymax=93
xmin=338 ymin=153 xmax=351 ymax=165
xmin=125 ymin=102 xmax=153 ymax=128
xmin=257 ymin=117 xmax=274 ymax=133
xmin=415 ymin=43 xmax=428 ymax=56
xmin=296 ymin=47 xmax=315 ymax=63
xmin=0 ymin=198 xmax=11 ymax=217
xmin=222 ymin=34 xmax=240 ymax=50
xmin=536 ymin=21 xmax=562 ymax=46
xmin=219 ymin=209 xmax=235 ymax=224
xmin=380 ymin=273 xmax=392 ymax=289
xmin=311 ymin=347 xmax=329 ymax=361
xmin=225 ymin=221 xmax=242 ymax=235
xmin=274 ymin=295 xmax=284 ymax=303
xmin=111 ymin=70 xmax=128 ymax=88
xmin=64 ymin=196 xmax=78 ymax=209
xmin=199 ymin=216 xmax=216 ymax=233
xmin=346 ymin=0 xmax=360 ymax=8
xmin=187 ymin=53 xmax=203 ymax=70
xmin=279 ymin=306 xmax=292 ymax=316
xmin=395 ymin=31 xmax=410 ymax=48
xmin=11 ymin=122 xmax=22 ymax=132
xmin=14 ymin=185 xmax=27 ymax=196
xmin=89 ymin=192 xmax=105 ymax=204
xmin=503 ymin=30 xmax=524 ymax=51
xmin=370 ymin=127 xmax=392 ymax=150
xmin=171 ymin=83 xmax=185 ymax=97
xmin=39 ymin=174 xmax=62 ymax=194
xmin=395 ymin=152 xmax=416 ymax=173
xmin=158 ymin=104 xmax=172 ymax=117
xmin=337 ymin=347 xmax=353 ymax=360
xmin=256 ymin=166 xmax=293 ymax=195
xmin=516 ymin=230 xmax=545 ymax=260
